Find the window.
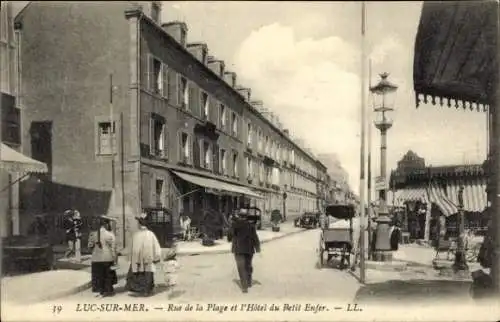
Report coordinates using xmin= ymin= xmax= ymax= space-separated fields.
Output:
xmin=246 ymin=157 xmax=253 ymax=178
xmin=220 ymin=104 xmax=226 ymax=129
xmin=179 ymin=77 xmax=188 ymax=109
xmin=180 ymin=132 xmax=190 ymax=163
xmin=265 ymin=136 xmax=269 ymax=154
xmin=155 ymin=179 xmax=164 ymax=206
xmin=201 ymin=92 xmax=209 ymax=120
xmin=150 ymin=115 xmax=166 ymax=158
xmin=231 ymin=112 xmax=238 ymax=136
xmin=97 ymin=121 xmax=116 ymax=155
xmin=233 ymin=152 xmax=239 ymax=177
xmin=220 ymin=149 xmax=227 ymax=174
xmin=258 ymin=130 xmax=263 ymax=152
xmin=247 ymin=122 xmax=252 ymax=146
xmin=203 ymin=141 xmax=211 ymax=169
xmin=149 ymin=56 xmax=168 ymax=96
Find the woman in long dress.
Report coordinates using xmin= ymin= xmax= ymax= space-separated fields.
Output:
xmin=126 ymin=212 xmax=162 ymax=297
xmin=89 ymin=215 xmax=117 ymax=297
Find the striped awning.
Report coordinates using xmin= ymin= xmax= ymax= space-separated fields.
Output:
xmin=392 ymin=187 xmax=429 ymax=206
xmin=445 ymin=179 xmax=487 ymax=213
xmin=0 ymin=143 xmax=48 ymax=175
xmin=428 ymin=185 xmax=458 ymax=217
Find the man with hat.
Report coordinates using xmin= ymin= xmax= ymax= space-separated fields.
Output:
xmin=88 ymin=215 xmax=117 ymax=297
xmin=227 ymin=208 xmax=261 ymax=293
xmin=126 ymin=212 xmax=162 ymax=296
xmin=63 ymin=209 xmax=83 ymax=262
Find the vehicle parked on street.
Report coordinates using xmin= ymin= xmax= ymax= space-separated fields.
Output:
xmin=270 ymin=209 xmax=282 ymax=232
xmin=294 ymin=212 xmax=319 ymax=229
xmin=318 ymin=204 xmax=357 ymax=270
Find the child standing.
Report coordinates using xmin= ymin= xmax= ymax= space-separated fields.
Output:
xmin=163 ymin=251 xmax=180 ymax=299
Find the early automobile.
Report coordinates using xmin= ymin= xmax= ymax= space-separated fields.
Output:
xmin=294 ymin=212 xmax=319 ymax=229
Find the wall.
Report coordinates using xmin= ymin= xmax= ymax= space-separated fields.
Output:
xmin=18 ymin=2 xmax=137 ymax=248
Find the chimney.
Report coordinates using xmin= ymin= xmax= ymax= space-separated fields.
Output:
xmin=162 ymin=21 xmax=188 ymax=46
xmin=283 ymin=129 xmax=290 ymax=136
xmin=236 ymin=86 xmax=251 ymax=102
xmin=187 ymin=43 xmax=208 ymax=64
xmin=223 ymin=72 xmax=237 ymax=88
xmin=250 ymin=100 xmax=264 ymax=112
xmin=207 ymin=56 xmax=225 ymax=77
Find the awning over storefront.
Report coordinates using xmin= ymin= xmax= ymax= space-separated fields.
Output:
xmin=413 ymin=1 xmax=498 ymax=110
xmin=428 ymin=184 xmax=458 ymax=217
xmin=0 ymin=143 xmax=48 ymax=175
xmin=172 ymin=171 xmax=263 ymax=199
xmin=445 ymin=179 xmax=488 ymax=213
xmin=393 ymin=187 xmax=429 ymax=206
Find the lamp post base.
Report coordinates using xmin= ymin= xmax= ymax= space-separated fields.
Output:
xmin=452 ymin=251 xmax=469 ymax=271
xmin=372 ymin=250 xmax=393 ymax=262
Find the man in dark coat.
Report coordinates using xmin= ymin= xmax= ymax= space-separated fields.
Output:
xmin=227 ymin=209 xmax=261 ymax=293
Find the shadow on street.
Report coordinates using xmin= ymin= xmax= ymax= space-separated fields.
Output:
xmin=354 ymin=279 xmax=472 ymax=304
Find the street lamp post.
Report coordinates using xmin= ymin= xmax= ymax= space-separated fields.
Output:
xmin=453 ymin=186 xmax=469 ymax=271
xmin=370 ymin=72 xmax=398 ymax=262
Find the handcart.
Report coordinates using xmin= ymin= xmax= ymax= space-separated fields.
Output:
xmin=318 ymin=204 xmax=357 ymax=270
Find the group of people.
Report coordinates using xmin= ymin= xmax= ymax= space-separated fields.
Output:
xmin=85 ymin=212 xmax=179 ymax=298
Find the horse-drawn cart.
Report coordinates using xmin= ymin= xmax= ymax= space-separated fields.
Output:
xmin=318 ymin=204 xmax=358 ymax=270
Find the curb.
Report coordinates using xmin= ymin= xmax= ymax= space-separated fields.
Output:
xmin=56 ymin=227 xmax=309 ymax=297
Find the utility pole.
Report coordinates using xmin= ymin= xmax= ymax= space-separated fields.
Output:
xmin=110 ymin=74 xmax=116 ymax=188
xmin=358 ymin=1 xmax=367 ymax=283
xmin=367 ymin=58 xmax=373 ymax=260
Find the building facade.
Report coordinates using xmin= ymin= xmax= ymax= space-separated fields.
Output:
xmin=15 ymin=1 xmax=326 ymax=249
xmin=0 ymin=1 xmax=22 ymax=237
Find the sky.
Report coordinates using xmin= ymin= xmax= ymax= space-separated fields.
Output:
xmin=13 ymin=1 xmax=489 ymax=195
xmin=160 ymin=1 xmax=488 ymax=194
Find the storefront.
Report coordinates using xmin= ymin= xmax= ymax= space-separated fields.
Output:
xmin=170 ymin=170 xmax=263 ymax=230
xmin=0 ymin=143 xmax=48 ymax=237
xmin=390 ymin=162 xmax=490 ymax=240
xmin=412 ymin=1 xmax=499 ymax=291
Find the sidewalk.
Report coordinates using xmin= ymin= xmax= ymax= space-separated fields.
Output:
xmin=3 ymin=221 xmax=305 ymax=304
xmin=1 ymin=270 xmax=91 ymax=304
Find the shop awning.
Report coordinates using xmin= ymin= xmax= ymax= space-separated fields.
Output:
xmin=393 ymin=187 xmax=429 ymax=205
xmin=0 ymin=143 xmax=48 ymax=175
xmin=445 ymin=179 xmax=488 ymax=213
xmin=413 ymin=1 xmax=498 ymax=111
xmin=172 ymin=171 xmax=263 ymax=199
xmin=428 ymin=184 xmax=458 ymax=217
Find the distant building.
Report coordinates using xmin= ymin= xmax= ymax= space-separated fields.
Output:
xmin=14 ymin=1 xmax=326 ymax=248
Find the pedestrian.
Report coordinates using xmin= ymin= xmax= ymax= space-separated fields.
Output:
xmin=87 ymin=217 xmax=100 ymax=293
xmin=89 ymin=215 xmax=117 ymax=297
xmin=227 ymin=208 xmax=261 ymax=293
xmin=163 ymin=247 xmax=180 ymax=299
xmin=63 ymin=209 xmax=83 ymax=261
xmin=179 ymin=213 xmax=191 ymax=241
xmin=126 ymin=212 xmax=162 ymax=297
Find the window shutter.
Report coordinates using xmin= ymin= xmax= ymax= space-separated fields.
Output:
xmin=178 ymin=132 xmax=182 ymax=163
xmin=213 ymin=144 xmax=219 ymax=174
xmin=149 ymin=115 xmax=154 ymax=155
xmin=188 ymin=83 xmax=196 ymax=114
xmin=162 ymin=63 xmax=168 ymax=98
xmin=199 ymin=139 xmax=204 ymax=168
xmin=169 ymin=70 xmax=178 ymax=106
xmin=161 ymin=123 xmax=167 ymax=158
xmin=188 ymin=136 xmax=194 ymax=165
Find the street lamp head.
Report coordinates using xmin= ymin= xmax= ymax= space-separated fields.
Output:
xmin=370 ymin=72 xmax=398 ymax=114
xmin=370 ymin=73 xmax=398 ymax=95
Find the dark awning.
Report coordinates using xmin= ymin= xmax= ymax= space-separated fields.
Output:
xmin=413 ymin=1 xmax=498 ymax=111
